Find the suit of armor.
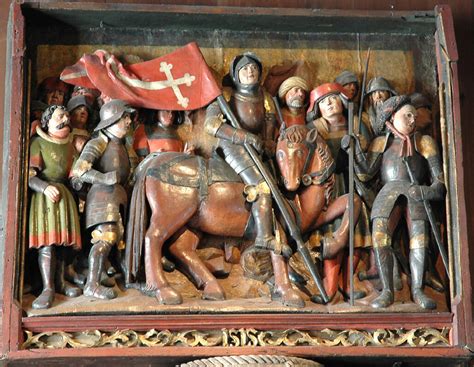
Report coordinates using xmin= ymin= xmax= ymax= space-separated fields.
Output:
xmin=204 ymin=53 xmax=281 ymax=253
xmin=72 ymin=99 xmax=136 ymax=300
xmin=354 ymin=96 xmax=445 ymax=310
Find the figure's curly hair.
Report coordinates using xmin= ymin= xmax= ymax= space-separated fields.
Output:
xmin=40 ymin=105 xmax=65 ymax=130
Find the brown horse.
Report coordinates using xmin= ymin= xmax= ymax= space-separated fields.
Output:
xmin=125 ymin=152 xmax=304 ymax=307
xmin=275 ymin=125 xmax=362 ymax=302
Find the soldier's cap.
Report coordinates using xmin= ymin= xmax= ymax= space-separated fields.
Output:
xmin=95 ymin=99 xmax=135 ymax=131
xmin=66 ymin=95 xmax=91 ymax=113
xmin=278 ymin=76 xmax=310 ymax=100
xmin=306 ymin=83 xmax=348 ymax=118
xmin=409 ymin=92 xmax=432 ymax=110
xmin=38 ymin=76 xmax=70 ymax=94
xmin=334 ymin=70 xmax=359 ymax=87
xmin=30 ymin=100 xmax=48 ymax=112
xmin=366 ymin=76 xmax=398 ymax=96
xmin=377 ymin=95 xmax=412 ymax=127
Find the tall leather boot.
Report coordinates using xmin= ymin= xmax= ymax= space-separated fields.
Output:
xmin=84 ymin=241 xmax=117 ymax=300
xmin=371 ymin=246 xmax=394 ymax=309
xmin=55 ymin=252 xmax=82 ymax=298
xmin=410 ymin=248 xmax=436 ymax=310
xmin=311 ymin=252 xmax=343 ymax=304
xmin=252 ymin=193 xmax=291 ymax=257
xmin=32 ymin=246 xmax=56 ymax=309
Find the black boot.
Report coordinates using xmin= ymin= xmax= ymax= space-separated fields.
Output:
xmin=32 ymin=246 xmax=56 ymax=309
xmin=410 ymin=248 xmax=436 ymax=310
xmin=371 ymin=247 xmax=394 ymax=309
xmin=84 ymin=241 xmax=117 ymax=300
xmin=252 ymin=193 xmax=292 ymax=257
xmin=55 ymin=254 xmax=82 ymax=298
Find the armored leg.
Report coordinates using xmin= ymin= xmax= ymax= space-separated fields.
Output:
xmin=32 ymin=246 xmax=56 ymax=309
xmin=409 ymin=220 xmax=436 ymax=310
xmin=84 ymin=224 xmax=118 ymax=300
xmin=371 ymin=218 xmax=394 ymax=309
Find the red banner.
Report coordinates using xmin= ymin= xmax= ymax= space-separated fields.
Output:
xmin=61 ymin=42 xmax=221 ymax=111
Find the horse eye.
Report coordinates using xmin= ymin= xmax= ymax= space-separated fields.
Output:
xmin=277 ymin=151 xmax=285 ymax=161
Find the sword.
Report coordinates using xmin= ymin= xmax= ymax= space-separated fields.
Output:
xmin=402 ymin=157 xmax=450 ymax=278
xmin=357 ymin=48 xmax=371 ymax=135
xmin=217 ymin=95 xmax=329 ymax=303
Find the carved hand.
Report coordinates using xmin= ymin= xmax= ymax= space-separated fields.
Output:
xmin=244 ymin=132 xmax=263 ymax=153
xmin=44 ymin=185 xmax=61 ymax=203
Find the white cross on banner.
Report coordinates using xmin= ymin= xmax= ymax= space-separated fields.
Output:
xmin=61 ymin=42 xmax=221 ymax=111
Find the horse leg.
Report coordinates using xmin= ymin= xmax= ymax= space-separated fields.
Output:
xmin=169 ymin=229 xmax=225 ymax=301
xmin=270 ymin=252 xmax=305 ymax=308
xmin=316 ymin=194 xmax=361 ymax=259
xmin=145 ymin=217 xmax=182 ymax=305
xmin=311 ymin=251 xmax=343 ymax=304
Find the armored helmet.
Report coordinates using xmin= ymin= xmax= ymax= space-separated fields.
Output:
xmin=67 ymin=95 xmax=91 ymax=113
xmin=230 ymin=52 xmax=263 ymax=93
xmin=366 ymin=77 xmax=397 ymax=96
xmin=95 ymin=99 xmax=135 ymax=131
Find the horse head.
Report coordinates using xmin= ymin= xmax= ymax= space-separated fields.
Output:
xmin=276 ymin=125 xmax=323 ymax=191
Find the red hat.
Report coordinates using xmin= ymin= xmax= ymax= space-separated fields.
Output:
xmin=306 ymin=82 xmax=347 ymax=116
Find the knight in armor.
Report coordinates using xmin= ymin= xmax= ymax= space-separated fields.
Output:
xmin=204 ymin=52 xmax=284 ymax=255
xmin=72 ymin=99 xmax=137 ymax=299
xmin=362 ymin=77 xmax=398 ymax=138
xmin=350 ymin=95 xmax=445 ymax=309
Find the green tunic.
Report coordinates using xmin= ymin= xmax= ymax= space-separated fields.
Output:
xmin=28 ymin=129 xmax=81 ymax=249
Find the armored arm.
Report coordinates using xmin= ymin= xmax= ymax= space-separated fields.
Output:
xmin=409 ymin=135 xmax=445 ymax=201
xmin=71 ymin=133 xmax=118 ymax=189
xmin=341 ymin=134 xmax=384 ymax=181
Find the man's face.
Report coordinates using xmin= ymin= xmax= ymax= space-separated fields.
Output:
xmin=238 ymin=63 xmax=259 ymax=85
xmin=370 ymin=90 xmax=390 ymax=106
xmin=392 ymin=104 xmax=417 ymax=135
xmin=318 ymin=94 xmax=343 ymax=119
xmin=157 ymin=110 xmax=175 ymax=127
xmin=343 ymin=82 xmax=358 ymax=100
xmin=107 ymin=112 xmax=132 ymax=138
xmin=48 ymin=107 xmax=70 ymax=139
xmin=70 ymin=106 xmax=89 ymax=129
xmin=45 ymin=89 xmax=65 ymax=106
xmin=285 ymin=87 xmax=306 ymax=109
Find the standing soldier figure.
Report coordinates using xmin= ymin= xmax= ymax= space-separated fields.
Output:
xmin=350 ymin=95 xmax=445 ymax=309
xmin=72 ymin=99 xmax=136 ymax=300
xmin=204 ymin=52 xmax=290 ymax=256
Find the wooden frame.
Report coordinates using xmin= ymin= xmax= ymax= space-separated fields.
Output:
xmin=1 ymin=2 xmax=472 ymax=365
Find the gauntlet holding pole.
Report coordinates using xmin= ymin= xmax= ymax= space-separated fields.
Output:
xmin=217 ymin=95 xmax=329 ymax=304
xmin=402 ymin=157 xmax=450 ymax=278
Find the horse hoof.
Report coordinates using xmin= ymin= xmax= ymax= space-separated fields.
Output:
xmin=156 ymin=287 xmax=182 ymax=305
xmin=202 ymin=281 xmax=225 ymax=301
xmin=272 ymin=287 xmax=305 ymax=308
xmin=84 ymin=284 xmax=117 ymax=300
xmin=32 ymin=289 xmax=55 ymax=309
xmin=310 ymin=294 xmax=330 ymax=305
xmin=341 ymin=288 xmax=367 ymax=301
xmin=161 ymin=256 xmax=176 ymax=272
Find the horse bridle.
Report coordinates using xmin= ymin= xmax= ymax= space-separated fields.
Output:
xmin=301 ymin=132 xmax=335 ymax=187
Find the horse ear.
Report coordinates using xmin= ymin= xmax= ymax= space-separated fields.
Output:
xmin=306 ymin=128 xmax=318 ymax=143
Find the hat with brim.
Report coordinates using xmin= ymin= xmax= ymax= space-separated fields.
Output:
xmin=376 ymin=95 xmax=411 ymax=131
xmin=94 ymin=99 xmax=135 ymax=131
xmin=334 ymin=70 xmax=359 ymax=87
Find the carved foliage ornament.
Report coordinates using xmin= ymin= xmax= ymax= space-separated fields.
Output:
xmin=22 ymin=327 xmax=450 ymax=349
